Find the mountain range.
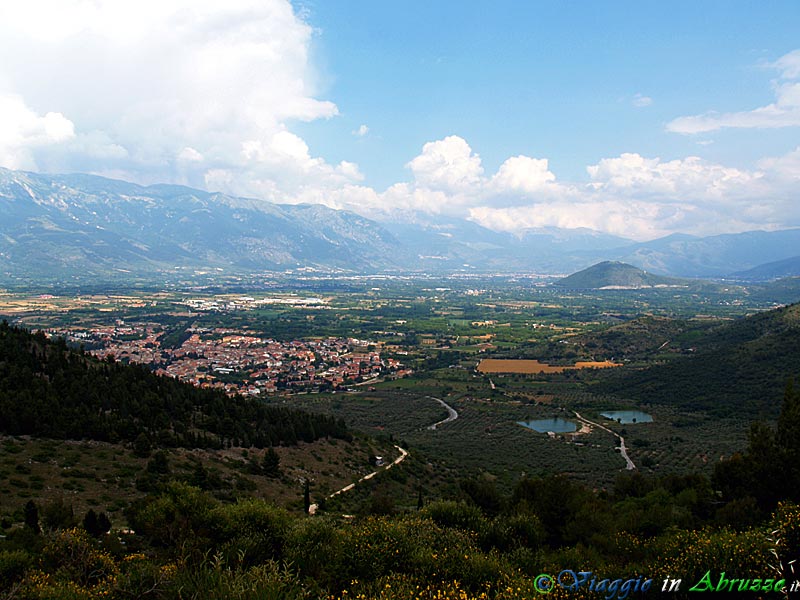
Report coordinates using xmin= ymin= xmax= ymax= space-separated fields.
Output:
xmin=2 ymin=167 xmax=800 ymax=282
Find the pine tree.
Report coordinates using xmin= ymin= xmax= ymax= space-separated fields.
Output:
xmin=262 ymin=448 xmax=281 ymax=477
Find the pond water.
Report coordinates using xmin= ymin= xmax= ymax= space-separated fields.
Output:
xmin=517 ymin=418 xmax=577 ymax=433
xmin=600 ymin=410 xmax=653 ymax=424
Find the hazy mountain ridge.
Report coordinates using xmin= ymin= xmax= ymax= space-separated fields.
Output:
xmin=607 ymin=230 xmax=800 ymax=278
xmin=0 ymin=168 xmax=409 ymax=279
xmin=3 ymin=168 xmax=800 ymax=281
xmin=734 ymin=255 xmax=800 ymax=280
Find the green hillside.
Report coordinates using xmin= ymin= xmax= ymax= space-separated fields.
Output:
xmin=595 ymin=303 xmax=800 ymax=417
xmin=0 ymin=322 xmax=350 ymax=448
xmin=554 ymin=261 xmax=685 ymax=289
xmin=749 ymin=276 xmax=800 ymax=304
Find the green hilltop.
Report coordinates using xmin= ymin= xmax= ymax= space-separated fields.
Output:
xmin=555 ymin=261 xmax=686 ymax=289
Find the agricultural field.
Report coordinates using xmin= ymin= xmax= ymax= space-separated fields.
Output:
xmin=476 ymin=358 xmax=621 ymax=374
xmin=0 ymin=274 xmax=790 ymax=517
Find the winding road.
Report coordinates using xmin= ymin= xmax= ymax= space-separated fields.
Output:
xmin=573 ymin=411 xmax=636 ymax=470
xmin=425 ymin=396 xmax=459 ymax=430
xmin=308 ymin=444 xmax=409 ymax=515
xmin=307 ymin=395 xmax=459 ymax=514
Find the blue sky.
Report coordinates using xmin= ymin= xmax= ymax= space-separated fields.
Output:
xmin=0 ymin=1 xmax=798 ymax=239
xmin=297 ymin=0 xmax=799 ymax=185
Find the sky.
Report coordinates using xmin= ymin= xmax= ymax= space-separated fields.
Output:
xmin=0 ymin=0 xmax=799 ymax=241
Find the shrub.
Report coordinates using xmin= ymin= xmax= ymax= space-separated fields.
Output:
xmin=0 ymin=549 xmax=33 ymax=590
xmin=421 ymin=501 xmax=487 ymax=535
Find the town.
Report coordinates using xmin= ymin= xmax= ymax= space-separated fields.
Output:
xmin=48 ymin=321 xmax=410 ymax=396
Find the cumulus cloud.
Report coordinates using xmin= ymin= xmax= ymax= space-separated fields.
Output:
xmin=353 ymin=124 xmax=369 ymax=137
xmin=667 ymin=48 xmax=800 ymax=134
xmin=469 ymin=201 xmax=691 ymax=241
xmin=406 ymin=135 xmax=483 ymax=192
xmin=330 ymin=132 xmax=799 ymax=239
xmin=585 ymin=153 xmax=763 ymax=203
xmin=406 ymin=135 xmax=484 ymax=192
xmin=632 ymin=93 xmax=653 ymax=107
xmin=491 ymin=156 xmax=556 ymax=194
xmin=758 ymin=146 xmax=800 ymax=180
xmin=349 ymin=136 xmax=569 ymax=218
xmin=379 ymin=135 xmax=800 ymax=240
xmin=773 ymin=49 xmax=800 ymax=79
xmin=0 ymin=94 xmax=75 ymax=169
xmin=0 ymin=0 xmax=354 ymax=197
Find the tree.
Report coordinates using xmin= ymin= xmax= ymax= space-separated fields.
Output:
xmin=133 ymin=432 xmax=151 ymax=458
xmin=97 ymin=512 xmax=111 ymax=535
xmin=42 ymin=496 xmax=75 ymax=530
xmin=83 ymin=509 xmax=99 ymax=537
xmin=24 ymin=500 xmax=40 ymax=534
xmin=146 ymin=450 xmax=170 ymax=474
xmin=190 ymin=462 xmax=210 ymax=490
xmin=714 ymin=379 xmax=800 ymax=511
xmin=777 ymin=379 xmax=800 ymax=499
xmin=262 ymin=448 xmax=281 ymax=477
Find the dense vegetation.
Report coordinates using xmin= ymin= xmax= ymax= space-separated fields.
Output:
xmin=596 ymin=303 xmax=800 ymax=418
xmin=0 ymin=382 xmax=798 ymax=598
xmin=0 ymin=322 xmax=350 ymax=448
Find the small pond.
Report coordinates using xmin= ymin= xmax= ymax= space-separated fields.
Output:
xmin=600 ymin=410 xmax=653 ymax=424
xmin=517 ymin=418 xmax=577 ymax=433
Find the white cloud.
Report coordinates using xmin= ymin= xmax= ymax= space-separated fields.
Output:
xmin=667 ymin=48 xmax=800 ymax=134
xmin=469 ymin=201 xmax=685 ymax=241
xmin=406 ymin=135 xmax=484 ymax=192
xmin=1 ymin=4 xmax=798 ymax=242
xmin=772 ymin=49 xmax=800 ymax=80
xmin=585 ymin=153 xmax=762 ymax=203
xmin=348 ymin=135 xmax=798 ymax=239
xmin=490 ymin=156 xmax=556 ymax=195
xmin=178 ymin=147 xmax=204 ymax=162
xmin=0 ymin=94 xmax=75 ymax=170
xmin=467 ymin=145 xmax=800 ymax=239
xmin=758 ymin=146 xmax=800 ymax=180
xmin=632 ymin=93 xmax=653 ymax=108
xmin=0 ymin=0 xmax=346 ymax=195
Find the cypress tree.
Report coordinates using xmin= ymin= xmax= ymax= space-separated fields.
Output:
xmin=24 ymin=500 xmax=40 ymax=534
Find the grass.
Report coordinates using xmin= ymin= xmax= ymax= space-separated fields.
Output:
xmin=286 ymin=366 xmax=753 ymax=495
xmin=0 ymin=434 xmax=396 ymax=528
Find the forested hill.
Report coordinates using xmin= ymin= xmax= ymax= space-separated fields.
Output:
xmin=554 ymin=261 xmax=684 ymax=289
xmin=595 ymin=302 xmax=800 ymax=417
xmin=0 ymin=322 xmax=349 ymax=448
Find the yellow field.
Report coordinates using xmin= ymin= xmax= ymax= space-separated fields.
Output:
xmin=476 ymin=358 xmax=621 ymax=374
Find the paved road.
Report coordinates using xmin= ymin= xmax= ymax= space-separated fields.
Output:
xmin=426 ymin=396 xmax=458 ymax=430
xmin=574 ymin=411 xmax=636 ymax=470
xmin=308 ymin=444 xmax=409 ymax=515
